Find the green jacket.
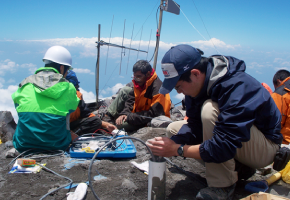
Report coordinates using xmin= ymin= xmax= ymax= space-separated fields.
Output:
xmin=12 ymin=67 xmax=79 ymax=152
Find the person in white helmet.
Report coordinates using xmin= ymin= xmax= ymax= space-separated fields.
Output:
xmin=12 ymin=46 xmax=80 ymax=152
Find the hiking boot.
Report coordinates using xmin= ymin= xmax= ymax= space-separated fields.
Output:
xmin=196 ymin=183 xmax=236 ymax=200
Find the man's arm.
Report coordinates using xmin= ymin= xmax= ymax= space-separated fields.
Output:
xmin=146 ymin=137 xmax=201 ymax=159
xmin=126 ymin=93 xmax=171 ymax=125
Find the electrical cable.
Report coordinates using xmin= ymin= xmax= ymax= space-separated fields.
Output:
xmin=6 ymin=149 xmax=72 ymax=200
xmin=39 ymin=164 xmax=73 ymax=200
xmin=88 ymin=136 xmax=156 ymax=200
xmin=6 ymin=149 xmax=65 ymax=169
xmin=148 ymin=4 xmax=161 ymax=63
xmin=132 ymin=1 xmax=159 ymax=41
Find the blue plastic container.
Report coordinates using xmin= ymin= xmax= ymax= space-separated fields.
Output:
xmin=69 ymin=136 xmax=136 ymax=159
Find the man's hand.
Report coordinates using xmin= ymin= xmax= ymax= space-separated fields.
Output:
xmin=101 ymin=121 xmax=117 ymax=133
xmin=116 ymin=115 xmax=127 ymax=125
xmin=146 ymin=137 xmax=180 ymax=157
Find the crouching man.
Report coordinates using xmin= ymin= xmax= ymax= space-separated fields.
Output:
xmin=147 ymin=44 xmax=282 ymax=200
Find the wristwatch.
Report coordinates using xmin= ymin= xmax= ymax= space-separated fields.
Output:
xmin=177 ymin=144 xmax=185 ymax=157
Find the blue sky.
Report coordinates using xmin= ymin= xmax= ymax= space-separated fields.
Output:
xmin=1 ymin=0 xmax=290 ymax=121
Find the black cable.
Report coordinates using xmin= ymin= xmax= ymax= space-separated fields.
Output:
xmin=148 ymin=5 xmax=161 ymax=63
xmin=88 ymin=136 xmax=156 ymax=200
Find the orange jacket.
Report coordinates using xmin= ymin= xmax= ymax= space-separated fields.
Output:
xmin=271 ymin=77 xmax=290 ymax=144
xmin=261 ymin=82 xmax=273 ymax=94
xmin=70 ymin=91 xmax=95 ymax=122
xmin=120 ymin=71 xmax=171 ymax=126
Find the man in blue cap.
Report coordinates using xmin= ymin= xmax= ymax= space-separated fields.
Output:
xmin=146 ymin=44 xmax=282 ymax=200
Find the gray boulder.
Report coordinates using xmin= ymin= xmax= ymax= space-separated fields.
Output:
xmin=0 ymin=111 xmax=16 ymax=143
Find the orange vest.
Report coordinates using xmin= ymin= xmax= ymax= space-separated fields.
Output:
xmin=271 ymin=77 xmax=290 ymax=144
xmin=70 ymin=91 xmax=94 ymax=122
xmin=132 ymin=72 xmax=171 ymax=118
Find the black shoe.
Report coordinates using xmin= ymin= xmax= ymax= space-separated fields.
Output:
xmin=196 ymin=183 xmax=236 ymax=200
xmin=235 ymin=159 xmax=256 ymax=180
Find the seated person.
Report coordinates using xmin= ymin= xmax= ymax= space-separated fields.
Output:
xmin=12 ymin=46 xmax=79 ymax=152
xmin=66 ymin=70 xmax=117 ymax=135
xmin=105 ymin=60 xmax=171 ymax=132
xmin=271 ymin=69 xmax=290 ymax=144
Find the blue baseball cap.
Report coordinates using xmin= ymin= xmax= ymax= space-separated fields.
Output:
xmin=159 ymin=44 xmax=202 ymax=94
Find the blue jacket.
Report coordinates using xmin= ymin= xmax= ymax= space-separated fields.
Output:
xmin=171 ymin=55 xmax=282 ymax=163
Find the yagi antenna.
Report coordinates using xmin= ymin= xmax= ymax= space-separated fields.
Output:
xmin=119 ymin=19 xmax=126 ymax=74
xmin=126 ymin=23 xmax=135 ymax=74
xmin=146 ymin=29 xmax=152 ymax=61
xmin=136 ymin=25 xmax=143 ymax=61
xmin=105 ymin=15 xmax=114 ymax=75
xmin=95 ymin=23 xmax=148 ymax=105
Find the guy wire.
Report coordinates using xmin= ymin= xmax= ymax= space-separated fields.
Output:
xmin=191 ymin=0 xmax=219 ymax=55
xmin=172 ymin=0 xmax=222 ymax=55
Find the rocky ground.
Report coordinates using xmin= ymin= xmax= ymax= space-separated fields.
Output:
xmin=0 ymin=127 xmax=290 ymax=200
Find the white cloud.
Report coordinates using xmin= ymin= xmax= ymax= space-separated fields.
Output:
xmin=79 ymin=87 xmax=96 ymax=103
xmin=101 ymin=83 xmax=126 ymax=95
xmin=0 ymin=85 xmax=19 ymax=122
xmin=21 ymin=63 xmax=36 ymax=68
xmin=247 ymin=62 xmax=265 ymax=69
xmin=0 ymin=77 xmax=4 ymax=88
xmin=29 ymin=67 xmax=37 ymax=74
xmin=282 ymin=61 xmax=290 ymax=67
xmin=20 ymin=63 xmax=37 ymax=74
xmin=0 ymin=59 xmax=19 ymax=75
xmin=174 ymin=93 xmax=184 ymax=101
xmin=22 ymin=36 xmax=239 ymax=59
xmin=273 ymin=58 xmax=290 ymax=67
xmin=73 ymin=68 xmax=94 ymax=75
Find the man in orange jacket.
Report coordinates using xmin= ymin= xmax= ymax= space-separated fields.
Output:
xmin=106 ymin=60 xmax=171 ymax=132
xmin=66 ymin=70 xmax=117 ymax=136
xmin=271 ymin=69 xmax=290 ymax=144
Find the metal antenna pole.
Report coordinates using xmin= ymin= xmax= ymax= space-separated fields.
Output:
xmin=152 ymin=0 xmax=164 ymax=70
xmin=96 ymin=24 xmax=101 ymax=107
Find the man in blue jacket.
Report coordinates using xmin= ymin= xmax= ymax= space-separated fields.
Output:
xmin=147 ymin=44 xmax=282 ymax=200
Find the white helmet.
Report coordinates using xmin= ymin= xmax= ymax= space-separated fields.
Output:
xmin=43 ymin=46 xmax=72 ymax=68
